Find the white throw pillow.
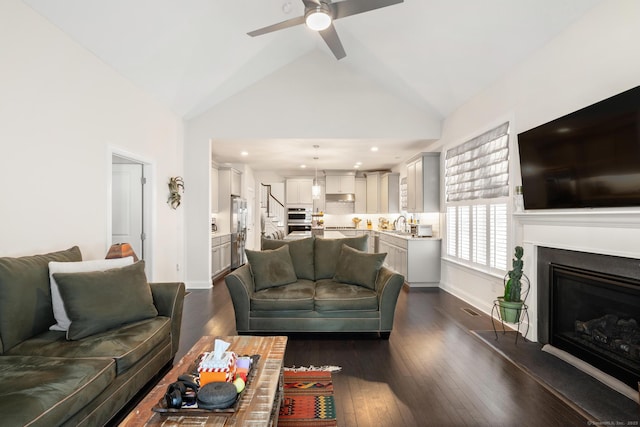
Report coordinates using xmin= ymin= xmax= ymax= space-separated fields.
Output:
xmin=48 ymin=257 xmax=134 ymax=331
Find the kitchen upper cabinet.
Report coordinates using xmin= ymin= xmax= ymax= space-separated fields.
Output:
xmin=355 ymin=177 xmax=366 ymax=213
xmin=230 ymin=169 xmax=241 ymax=196
xmin=211 ymin=166 xmax=219 ymax=213
xmin=325 ymin=174 xmax=355 ymax=194
xmin=286 ymin=178 xmax=313 ymax=204
xmin=406 ymin=153 xmax=440 ymax=213
xmin=366 ymin=172 xmax=399 ymax=213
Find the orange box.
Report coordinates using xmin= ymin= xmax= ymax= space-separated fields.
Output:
xmin=199 ymin=370 xmax=234 ymax=386
xmin=198 ymin=351 xmax=237 ymax=386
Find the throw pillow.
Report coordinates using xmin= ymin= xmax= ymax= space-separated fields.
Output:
xmin=53 ymin=261 xmax=158 ymax=340
xmin=261 ymin=237 xmax=314 ymax=280
xmin=333 ymin=244 xmax=387 ymax=290
xmin=0 ymin=246 xmax=82 ymax=353
xmin=245 ymin=245 xmax=297 ymax=291
xmin=314 ymin=235 xmax=368 ymax=280
xmin=48 ymin=256 xmax=135 ymax=331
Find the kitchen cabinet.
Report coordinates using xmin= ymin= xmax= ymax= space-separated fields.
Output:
xmin=325 ymin=174 xmax=355 ymax=194
xmin=366 ymin=172 xmax=399 ymax=213
xmin=286 ymin=178 xmax=313 ymax=204
xmin=406 ymin=153 xmax=440 ymax=213
xmin=211 ymin=234 xmax=231 ymax=277
xmin=355 ymin=177 xmax=366 ymax=213
xmin=211 ymin=166 xmax=219 ymax=213
xmin=378 ymin=232 xmax=441 ymax=287
xmin=231 ymin=169 xmax=241 ymax=197
xmin=313 ymin=178 xmax=325 ymax=213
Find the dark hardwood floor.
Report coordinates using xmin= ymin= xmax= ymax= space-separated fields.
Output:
xmin=177 ymin=276 xmax=589 ymax=427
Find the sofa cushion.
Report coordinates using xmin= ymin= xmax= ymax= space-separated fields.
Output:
xmin=0 ymin=246 xmax=82 ymax=354
xmin=7 ymin=316 xmax=171 ymax=375
xmin=333 ymin=245 xmax=387 ymax=290
xmin=0 ymin=355 xmax=115 ymax=427
xmin=314 ymin=279 xmax=379 ymax=311
xmin=314 ymin=235 xmax=368 ymax=280
xmin=246 ymin=245 xmax=298 ymax=291
xmin=53 ymin=261 xmax=158 ymax=340
xmin=251 ymin=279 xmax=316 ymax=311
xmin=261 ymin=237 xmax=315 ymax=280
xmin=48 ymin=256 xmax=135 ymax=332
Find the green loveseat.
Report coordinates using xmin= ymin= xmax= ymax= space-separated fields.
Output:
xmin=225 ymin=235 xmax=404 ymax=338
xmin=0 ymin=246 xmax=185 ymax=427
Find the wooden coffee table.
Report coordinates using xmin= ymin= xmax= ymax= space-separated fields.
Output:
xmin=120 ymin=335 xmax=288 ymax=427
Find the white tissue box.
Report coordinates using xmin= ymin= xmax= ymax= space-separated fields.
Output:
xmin=198 ymin=351 xmax=237 ymax=384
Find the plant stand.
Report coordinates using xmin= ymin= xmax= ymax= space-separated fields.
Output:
xmin=492 ymin=270 xmax=530 ymax=344
xmin=491 ymin=300 xmax=529 ymax=344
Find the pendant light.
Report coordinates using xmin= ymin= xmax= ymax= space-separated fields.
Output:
xmin=311 ymin=145 xmax=321 ymax=200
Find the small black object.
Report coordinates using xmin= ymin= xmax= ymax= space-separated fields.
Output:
xmin=177 ymin=374 xmax=199 ymax=390
xmin=165 ymin=381 xmax=198 ymax=409
xmin=197 ymin=382 xmax=238 ymax=410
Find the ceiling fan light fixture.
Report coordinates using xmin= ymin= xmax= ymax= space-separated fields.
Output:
xmin=305 ymin=5 xmax=332 ymax=31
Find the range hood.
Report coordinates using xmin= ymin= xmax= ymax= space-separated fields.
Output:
xmin=325 ymin=193 xmax=355 ymax=202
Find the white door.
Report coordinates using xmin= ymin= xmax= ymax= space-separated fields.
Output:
xmin=112 ymin=163 xmax=144 ymax=259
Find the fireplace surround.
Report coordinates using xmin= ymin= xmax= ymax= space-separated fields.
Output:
xmin=537 ymin=246 xmax=640 ymax=389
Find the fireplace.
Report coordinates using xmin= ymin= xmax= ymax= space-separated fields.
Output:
xmin=537 ymin=247 xmax=640 ymax=389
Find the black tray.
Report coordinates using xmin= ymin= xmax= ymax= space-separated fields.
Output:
xmin=152 ymin=354 xmax=260 ymax=415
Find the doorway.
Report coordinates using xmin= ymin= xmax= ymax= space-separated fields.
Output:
xmin=111 ymin=153 xmax=151 ymax=275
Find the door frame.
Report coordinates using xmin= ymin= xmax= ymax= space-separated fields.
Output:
xmin=107 ymin=147 xmax=155 ymax=280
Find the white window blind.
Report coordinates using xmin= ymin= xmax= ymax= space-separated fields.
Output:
xmin=459 ymin=206 xmax=470 ymax=261
xmin=489 ymin=203 xmax=507 ymax=270
xmin=472 ymin=205 xmax=487 ymax=265
xmin=446 ymin=206 xmax=457 ymax=257
xmin=445 ymin=122 xmax=510 ymax=202
xmin=444 ymin=122 xmax=510 ymax=273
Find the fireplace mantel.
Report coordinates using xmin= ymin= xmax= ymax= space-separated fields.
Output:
xmin=514 ymin=209 xmax=640 ymax=228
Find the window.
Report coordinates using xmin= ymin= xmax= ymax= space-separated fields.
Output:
xmin=445 ymin=123 xmax=510 ymax=273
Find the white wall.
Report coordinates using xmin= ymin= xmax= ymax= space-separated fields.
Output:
xmin=0 ymin=0 xmax=184 ymax=281
xmin=437 ymin=0 xmax=640 ymax=336
xmin=185 ymin=51 xmax=442 ymax=288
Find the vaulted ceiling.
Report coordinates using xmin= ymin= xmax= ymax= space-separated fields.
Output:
xmin=25 ymin=0 xmax=602 ymax=173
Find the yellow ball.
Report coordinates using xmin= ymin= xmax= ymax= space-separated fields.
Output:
xmin=233 ymin=377 xmax=245 ymax=393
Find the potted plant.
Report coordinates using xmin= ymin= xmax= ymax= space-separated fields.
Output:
xmin=497 ymin=246 xmax=527 ymax=323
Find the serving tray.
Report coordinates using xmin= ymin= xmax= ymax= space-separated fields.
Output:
xmin=152 ymin=354 xmax=260 ymax=415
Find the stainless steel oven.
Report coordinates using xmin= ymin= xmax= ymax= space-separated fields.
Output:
xmin=287 ymin=207 xmax=311 ymax=234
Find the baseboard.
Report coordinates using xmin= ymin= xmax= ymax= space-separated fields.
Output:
xmin=185 ymin=280 xmax=213 ymax=289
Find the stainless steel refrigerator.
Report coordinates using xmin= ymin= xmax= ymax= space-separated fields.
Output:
xmin=230 ymin=196 xmax=247 ymax=269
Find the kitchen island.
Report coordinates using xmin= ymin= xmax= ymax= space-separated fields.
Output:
xmin=284 ymin=230 xmax=345 ymax=240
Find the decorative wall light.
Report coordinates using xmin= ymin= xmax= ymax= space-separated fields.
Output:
xmin=168 ymin=176 xmax=184 ymax=209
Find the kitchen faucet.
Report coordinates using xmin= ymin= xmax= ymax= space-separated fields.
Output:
xmin=394 ymin=215 xmax=407 ymax=232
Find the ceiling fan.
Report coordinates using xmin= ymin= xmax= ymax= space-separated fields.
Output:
xmin=247 ymin=0 xmax=404 ymax=60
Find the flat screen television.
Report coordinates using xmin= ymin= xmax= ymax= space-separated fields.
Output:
xmin=517 ymin=85 xmax=640 ymax=209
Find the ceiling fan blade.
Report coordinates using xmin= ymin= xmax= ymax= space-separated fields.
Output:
xmin=319 ymin=24 xmax=346 ymax=60
xmin=302 ymin=0 xmax=322 ymax=7
xmin=331 ymin=0 xmax=403 ymax=20
xmin=247 ymin=16 xmax=305 ymax=37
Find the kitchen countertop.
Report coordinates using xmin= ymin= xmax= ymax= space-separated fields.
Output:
xmin=377 ymin=230 xmax=442 ymax=241
xmin=284 ymin=230 xmax=345 ymax=240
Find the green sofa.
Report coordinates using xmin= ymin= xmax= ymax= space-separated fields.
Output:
xmin=225 ymin=235 xmax=404 ymax=338
xmin=0 ymin=246 xmax=185 ymax=427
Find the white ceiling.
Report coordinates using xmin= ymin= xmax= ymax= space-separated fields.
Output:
xmin=25 ymin=0 xmax=602 ymax=174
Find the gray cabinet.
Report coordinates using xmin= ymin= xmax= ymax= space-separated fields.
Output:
xmin=286 ymin=178 xmax=313 ymax=204
xmin=406 ymin=153 xmax=440 ymax=213
xmin=366 ymin=172 xmax=399 ymax=213
xmin=325 ymin=174 xmax=355 ymax=194
xmin=212 ymin=234 xmax=231 ymax=277
xmin=378 ymin=232 xmax=441 ymax=287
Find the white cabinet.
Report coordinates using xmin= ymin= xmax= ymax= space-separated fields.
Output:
xmin=212 ymin=234 xmax=231 ymax=278
xmin=325 ymin=174 xmax=355 ymax=194
xmin=355 ymin=177 xmax=366 ymax=213
xmin=406 ymin=153 xmax=440 ymax=213
xmin=366 ymin=172 xmax=399 ymax=213
xmin=378 ymin=232 xmax=441 ymax=287
xmin=286 ymin=178 xmax=313 ymax=204
xmin=313 ymin=179 xmax=325 ymax=213
xmin=211 ymin=166 xmax=219 ymax=213
xmin=230 ymin=169 xmax=242 ymax=197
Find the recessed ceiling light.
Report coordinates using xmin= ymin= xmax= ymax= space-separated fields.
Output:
xmin=300 ymin=164 xmax=307 ymax=168
xmin=371 ymin=147 xmax=379 ymax=152
xmin=241 ymin=151 xmax=249 ymax=156
xmin=354 ymin=164 xmax=360 ymax=169
xmin=355 ymin=161 xmax=362 ymax=165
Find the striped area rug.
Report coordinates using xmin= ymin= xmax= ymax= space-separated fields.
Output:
xmin=278 ymin=370 xmax=337 ymax=427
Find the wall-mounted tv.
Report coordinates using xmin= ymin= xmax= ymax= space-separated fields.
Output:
xmin=517 ymin=85 xmax=640 ymax=210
